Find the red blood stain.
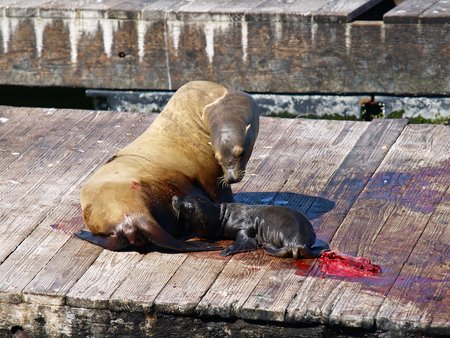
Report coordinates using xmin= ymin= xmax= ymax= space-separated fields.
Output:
xmin=50 ymin=216 xmax=85 ymax=235
xmin=292 ymin=259 xmax=315 ymax=276
xmin=318 ymin=250 xmax=382 ymax=278
xmin=131 ymin=181 xmax=141 ymax=190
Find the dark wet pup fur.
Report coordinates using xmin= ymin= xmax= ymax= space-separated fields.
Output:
xmin=172 ymin=195 xmax=330 ymax=258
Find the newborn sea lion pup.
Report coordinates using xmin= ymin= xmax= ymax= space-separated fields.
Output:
xmin=172 ymin=195 xmax=330 ymax=258
xmin=78 ymin=81 xmax=259 ymax=252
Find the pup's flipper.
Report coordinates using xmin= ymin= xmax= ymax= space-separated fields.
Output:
xmin=264 ymin=238 xmax=330 ymax=259
xmin=220 ymin=230 xmax=257 ymax=256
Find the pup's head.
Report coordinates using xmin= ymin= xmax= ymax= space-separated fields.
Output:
xmin=171 ymin=195 xmax=219 ymax=235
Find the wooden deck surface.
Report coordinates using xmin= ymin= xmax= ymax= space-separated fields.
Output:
xmin=0 ymin=0 xmax=449 ymax=95
xmin=0 ymin=105 xmax=448 ymax=337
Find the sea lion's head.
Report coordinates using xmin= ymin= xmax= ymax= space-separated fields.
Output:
xmin=172 ymin=195 xmax=220 ymax=236
xmin=204 ymin=90 xmax=260 ymax=185
xmin=211 ymin=125 xmax=252 ymax=185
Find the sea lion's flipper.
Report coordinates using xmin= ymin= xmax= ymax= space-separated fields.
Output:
xmin=133 ymin=216 xmax=222 ymax=252
xmin=220 ymin=230 xmax=257 ymax=256
xmin=263 ymin=244 xmax=292 ymax=258
xmin=75 ymin=230 xmax=130 ymax=251
xmin=307 ymin=238 xmax=330 ymax=257
xmin=263 ymin=240 xmax=330 ymax=259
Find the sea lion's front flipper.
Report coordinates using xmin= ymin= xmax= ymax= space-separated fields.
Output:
xmin=133 ymin=216 xmax=222 ymax=252
xmin=220 ymin=230 xmax=257 ymax=256
xmin=75 ymin=230 xmax=130 ymax=251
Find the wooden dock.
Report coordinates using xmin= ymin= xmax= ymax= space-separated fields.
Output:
xmin=0 ymin=0 xmax=449 ymax=95
xmin=0 ymin=105 xmax=448 ymax=337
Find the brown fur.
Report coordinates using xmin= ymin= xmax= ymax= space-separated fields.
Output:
xmin=78 ymin=81 xmax=259 ymax=251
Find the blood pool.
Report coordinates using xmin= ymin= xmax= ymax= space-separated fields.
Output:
xmin=318 ymin=250 xmax=382 ymax=278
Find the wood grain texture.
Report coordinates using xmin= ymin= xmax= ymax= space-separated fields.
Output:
xmin=154 ymin=251 xmax=229 ymax=315
xmin=66 ymin=250 xmax=144 ymax=309
xmin=420 ymin=0 xmax=450 ymax=23
xmin=240 ymin=119 xmax=407 ymax=323
xmin=0 ymin=109 xmax=153 ymax=264
xmin=376 ymin=187 xmax=449 ymax=333
xmin=315 ymin=0 xmax=384 ymax=23
xmin=0 ymin=107 xmax=448 ymax=335
xmin=2 ymin=0 xmax=50 ymax=17
xmin=286 ymin=124 xmax=450 ymax=332
xmin=383 ymin=0 xmax=440 ymax=24
xmin=0 ymin=106 xmax=49 ymax=173
xmin=0 ymin=2 xmax=448 ymax=94
xmin=110 ymin=252 xmax=189 ymax=312
xmin=252 ymin=0 xmax=331 ymax=16
xmin=0 ymin=109 xmax=155 ymax=306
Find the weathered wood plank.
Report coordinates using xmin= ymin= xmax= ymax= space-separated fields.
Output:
xmin=0 ymin=109 xmax=103 ymax=261
xmin=0 ymin=109 xmax=155 ymax=304
xmin=66 ymin=250 xmax=144 ymax=309
xmin=383 ymin=0 xmax=439 ymax=24
xmin=12 ymin=112 xmax=155 ymax=304
xmin=37 ymin=0 xmax=124 ymax=19
xmin=196 ymin=119 xmax=369 ymax=319
xmin=153 ymin=251 xmax=228 ymax=315
xmin=0 ymin=106 xmax=47 ymax=172
xmin=253 ymin=0 xmax=330 ymax=16
xmin=420 ymin=0 xmax=450 ymax=23
xmin=2 ymin=0 xmax=50 ymax=17
xmin=109 ymin=252 xmax=189 ymax=312
xmin=148 ymin=117 xmax=293 ymax=316
xmin=315 ymin=0 xmax=384 ymax=22
xmin=240 ymin=119 xmax=407 ymax=322
xmin=286 ymin=124 xmax=450 ymax=331
xmin=1 ymin=3 xmax=448 ymax=94
xmin=376 ymin=187 xmax=449 ymax=333
xmin=0 ymin=109 xmax=149 ymax=263
xmin=141 ymin=0 xmax=190 ymax=20
xmin=107 ymin=0 xmax=165 ymax=20
xmin=1 ymin=193 xmax=100 ymax=306
xmin=24 ymin=236 xmax=102 ymax=306
xmin=208 ymin=0 xmax=265 ymax=14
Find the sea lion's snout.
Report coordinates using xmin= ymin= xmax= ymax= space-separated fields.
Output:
xmin=223 ymin=166 xmax=246 ymax=184
xmin=224 ymin=168 xmax=240 ymax=184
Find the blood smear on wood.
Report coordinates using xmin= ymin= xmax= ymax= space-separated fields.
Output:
xmin=318 ymin=250 xmax=382 ymax=278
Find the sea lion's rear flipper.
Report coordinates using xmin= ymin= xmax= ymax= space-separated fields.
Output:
xmin=75 ymin=230 xmax=130 ymax=251
xmin=133 ymin=215 xmax=222 ymax=252
xmin=264 ymin=239 xmax=330 ymax=259
xmin=220 ymin=230 xmax=257 ymax=256
xmin=295 ymin=239 xmax=331 ymax=259
xmin=263 ymin=244 xmax=292 ymax=258
xmin=311 ymin=239 xmax=330 ymax=253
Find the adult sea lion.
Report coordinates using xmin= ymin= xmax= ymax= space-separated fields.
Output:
xmin=171 ymin=195 xmax=330 ymax=258
xmin=78 ymin=81 xmax=259 ymax=251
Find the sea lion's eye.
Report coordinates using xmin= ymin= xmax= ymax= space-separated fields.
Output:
xmin=232 ymin=145 xmax=244 ymax=158
xmin=186 ymin=203 xmax=194 ymax=214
